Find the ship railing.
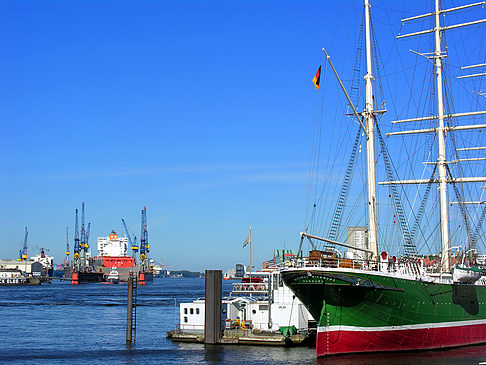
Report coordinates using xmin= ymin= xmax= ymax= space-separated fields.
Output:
xmin=289 ymin=256 xmax=438 ymax=275
xmin=231 ymin=282 xmax=269 ymax=295
xmin=179 ymin=324 xmax=204 ymax=333
xmin=288 ymin=257 xmax=375 ymax=271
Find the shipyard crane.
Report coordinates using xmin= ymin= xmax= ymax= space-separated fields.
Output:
xmin=139 ymin=207 xmax=150 ymax=270
xmin=73 ymin=208 xmax=80 ymax=269
xmin=80 ymin=202 xmax=88 ymax=249
xmin=63 ymin=226 xmax=71 ymax=274
xmin=122 ymin=218 xmax=139 ymax=262
xmin=78 ymin=202 xmax=89 ymax=271
xmin=85 ymin=222 xmax=91 ymax=248
xmin=65 ymin=227 xmax=70 ymax=258
xmin=17 ymin=227 xmax=28 ymax=261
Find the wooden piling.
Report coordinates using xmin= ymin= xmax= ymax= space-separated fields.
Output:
xmin=204 ymin=270 xmax=222 ymax=344
xmin=126 ymin=273 xmax=134 ymax=345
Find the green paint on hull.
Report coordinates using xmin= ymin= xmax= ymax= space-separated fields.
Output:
xmin=282 ymin=269 xmax=486 ymax=328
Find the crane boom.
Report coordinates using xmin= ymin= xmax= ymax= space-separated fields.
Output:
xmin=74 ymin=208 xmax=80 ymax=259
xmin=140 ymin=207 xmax=149 ymax=259
xmin=86 ymin=222 xmax=91 ymax=247
xmin=122 ymin=218 xmax=139 ymax=252
xmin=18 ymin=227 xmax=28 ymax=261
xmin=80 ymin=202 xmax=88 ymax=249
xmin=66 ymin=227 xmax=70 ymax=256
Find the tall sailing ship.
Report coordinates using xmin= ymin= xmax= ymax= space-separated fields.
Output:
xmin=281 ymin=0 xmax=486 ymax=357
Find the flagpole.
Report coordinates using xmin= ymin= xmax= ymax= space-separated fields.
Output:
xmin=249 ymin=226 xmax=252 ymax=281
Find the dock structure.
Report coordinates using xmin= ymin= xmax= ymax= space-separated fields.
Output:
xmin=167 ymin=328 xmax=314 ymax=347
xmin=167 ymin=269 xmax=316 ymax=347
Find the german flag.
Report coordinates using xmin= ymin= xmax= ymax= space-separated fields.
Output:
xmin=312 ymin=65 xmax=321 ymax=89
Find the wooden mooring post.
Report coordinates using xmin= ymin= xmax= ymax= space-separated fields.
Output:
xmin=204 ymin=270 xmax=222 ymax=344
xmin=126 ymin=272 xmax=137 ymax=345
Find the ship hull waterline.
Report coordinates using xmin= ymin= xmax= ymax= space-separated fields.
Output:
xmin=281 ymin=267 xmax=486 ymax=357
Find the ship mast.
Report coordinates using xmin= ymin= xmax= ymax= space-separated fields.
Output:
xmin=318 ymin=0 xmax=380 ymax=260
xmin=386 ymin=1 xmax=486 ymax=272
xmin=364 ymin=0 xmax=378 ymax=261
xmin=433 ymin=0 xmax=450 ymax=272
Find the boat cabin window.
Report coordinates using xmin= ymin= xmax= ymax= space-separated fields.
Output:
xmin=196 ymin=308 xmax=200 ymax=315
xmin=184 ymin=308 xmax=187 ymax=314
xmin=190 ymin=308 xmax=194 ymax=315
xmin=184 ymin=316 xmax=188 ymax=323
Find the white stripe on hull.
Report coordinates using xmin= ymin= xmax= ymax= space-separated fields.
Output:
xmin=317 ymin=318 xmax=486 ymax=333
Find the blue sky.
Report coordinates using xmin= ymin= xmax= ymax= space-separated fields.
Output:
xmin=0 ymin=0 xmax=484 ymax=271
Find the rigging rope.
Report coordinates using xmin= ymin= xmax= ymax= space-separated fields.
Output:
xmin=327 ymin=127 xmax=363 ymax=242
xmin=446 ymin=164 xmax=474 ymax=248
xmin=376 ymin=121 xmax=417 ymax=257
xmin=410 ymin=164 xmax=437 ymax=242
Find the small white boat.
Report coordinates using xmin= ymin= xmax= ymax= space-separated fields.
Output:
xmin=106 ymin=267 xmax=120 ymax=284
xmin=452 ymin=264 xmax=482 ymax=284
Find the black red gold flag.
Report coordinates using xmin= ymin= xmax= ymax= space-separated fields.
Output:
xmin=312 ymin=65 xmax=321 ymax=89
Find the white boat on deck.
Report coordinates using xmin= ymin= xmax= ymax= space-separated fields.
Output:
xmin=452 ymin=264 xmax=482 ymax=284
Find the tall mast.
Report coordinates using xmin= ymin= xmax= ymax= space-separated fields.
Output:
xmin=388 ymin=0 xmax=486 ymax=271
xmin=434 ymin=0 xmax=450 ymax=272
xmin=364 ymin=0 xmax=378 ymax=260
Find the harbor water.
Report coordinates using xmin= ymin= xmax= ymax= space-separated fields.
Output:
xmin=0 ymin=278 xmax=485 ymax=364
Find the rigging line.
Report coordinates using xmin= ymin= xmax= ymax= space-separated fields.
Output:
xmin=376 ymin=121 xmax=416 ymax=256
xmin=445 ymin=163 xmax=474 ymax=247
xmin=381 ymin=6 xmax=431 ymax=181
xmin=370 ymin=17 xmax=386 ymax=109
xmin=408 ymin=126 xmax=436 ymax=242
xmin=443 ymin=58 xmax=478 ymax=247
xmin=410 ymin=164 xmax=437 ymax=241
xmin=420 ymin=194 xmax=440 ymax=255
xmin=304 ymin=52 xmax=325 ymax=230
xmin=326 ymin=127 xmax=362 ymax=242
xmin=372 ymin=8 xmax=433 ymax=252
xmin=314 ymin=71 xmax=347 ymax=237
xmin=471 ymin=169 xmax=486 ymax=243
xmin=409 ymin=175 xmax=439 ymax=255
xmin=339 ymin=195 xmax=366 ymax=243
xmin=313 ymin=113 xmax=357 ymax=237
xmin=313 ymin=56 xmax=327 ymax=227
xmin=348 ymin=6 xmax=365 ymax=111
xmin=471 ymin=204 xmax=486 ymax=245
xmin=311 ymin=62 xmax=355 ymax=235
xmin=326 ymin=18 xmax=365 ymax=242
xmin=320 ymin=5 xmax=367 ymax=245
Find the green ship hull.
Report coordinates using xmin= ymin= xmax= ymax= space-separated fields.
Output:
xmin=282 ymin=267 xmax=486 ymax=356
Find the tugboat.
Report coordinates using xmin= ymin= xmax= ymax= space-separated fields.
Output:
xmin=106 ymin=267 xmax=120 ymax=284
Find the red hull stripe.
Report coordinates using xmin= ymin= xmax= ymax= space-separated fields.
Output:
xmin=317 ymin=322 xmax=486 ymax=357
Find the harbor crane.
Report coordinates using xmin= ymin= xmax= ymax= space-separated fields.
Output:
xmin=85 ymin=222 xmax=91 ymax=248
xmin=17 ymin=227 xmax=28 ymax=261
xmin=79 ymin=202 xmax=89 ymax=271
xmin=140 ymin=207 xmax=150 ymax=271
xmin=65 ymin=227 xmax=70 ymax=258
xmin=73 ymin=208 xmax=80 ymax=269
xmin=64 ymin=226 xmax=71 ymax=274
xmin=80 ymin=202 xmax=88 ymax=249
xmin=122 ymin=218 xmax=138 ymax=263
